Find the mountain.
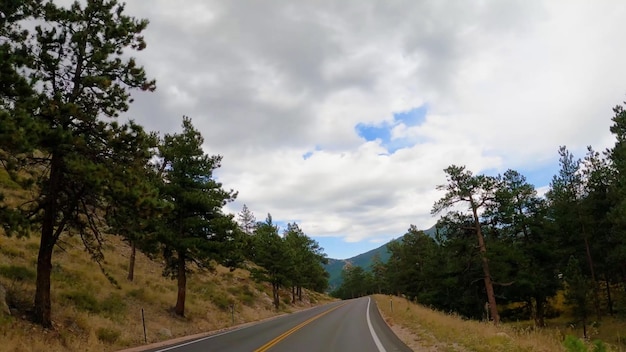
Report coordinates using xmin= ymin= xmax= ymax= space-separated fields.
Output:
xmin=324 ymin=225 xmax=437 ymax=290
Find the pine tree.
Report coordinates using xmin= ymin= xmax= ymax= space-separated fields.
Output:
xmin=237 ymin=204 xmax=257 ymax=235
xmin=564 ymin=256 xmax=592 ymax=338
xmin=155 ymin=117 xmax=240 ymax=317
xmin=493 ymin=170 xmax=560 ymax=326
xmin=607 ymin=102 xmax=626 ymax=295
xmin=104 ymin=123 xmax=164 ymax=282
xmin=284 ymin=223 xmax=328 ymax=302
xmin=432 ymin=165 xmax=501 ymax=324
xmin=0 ymin=0 xmax=155 ymax=327
xmin=250 ymin=214 xmax=291 ymax=309
xmin=547 ymin=146 xmax=601 ymax=319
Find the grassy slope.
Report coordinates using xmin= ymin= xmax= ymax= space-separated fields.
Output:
xmin=0 ymin=232 xmax=333 ymax=351
xmin=374 ymin=295 xmax=626 ymax=352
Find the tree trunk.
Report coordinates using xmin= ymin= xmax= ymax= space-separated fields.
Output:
xmin=604 ymin=274 xmax=613 ymax=316
xmin=582 ymin=233 xmax=601 ymax=320
xmin=535 ymin=296 xmax=546 ymax=328
xmin=34 ymin=232 xmax=54 ymax=328
xmin=472 ymin=203 xmax=500 ymax=324
xmin=298 ymin=286 xmax=302 ymax=301
xmin=174 ymin=253 xmax=186 ymax=316
xmin=127 ymin=241 xmax=136 ymax=282
xmin=272 ymin=283 xmax=279 ymax=309
xmin=34 ymin=153 xmax=62 ymax=328
xmin=528 ymin=299 xmax=536 ymax=326
xmin=620 ymin=264 xmax=626 ymax=298
xmin=291 ymin=286 xmax=296 ymax=304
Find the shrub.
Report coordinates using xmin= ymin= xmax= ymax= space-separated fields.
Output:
xmin=236 ymin=285 xmax=255 ymax=306
xmin=0 ymin=265 xmax=36 ymax=282
xmin=211 ymin=293 xmax=233 ymax=310
xmin=100 ymin=293 xmax=126 ymax=317
xmin=61 ymin=290 xmax=100 ymax=313
xmin=127 ymin=288 xmax=146 ymax=300
xmin=25 ymin=242 xmax=40 ymax=251
xmin=563 ymin=335 xmax=609 ymax=352
xmin=51 ymin=266 xmax=82 ymax=287
xmin=96 ymin=327 xmax=121 ymax=344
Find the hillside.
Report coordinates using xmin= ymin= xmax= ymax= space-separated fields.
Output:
xmin=325 ymin=225 xmax=436 ymax=290
xmin=0 ymin=232 xmax=333 ymax=351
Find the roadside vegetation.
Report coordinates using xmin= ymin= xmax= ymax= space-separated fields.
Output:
xmin=374 ymin=295 xmax=625 ymax=352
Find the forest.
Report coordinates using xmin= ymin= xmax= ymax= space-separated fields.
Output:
xmin=333 ymin=102 xmax=626 ymax=338
xmin=0 ymin=0 xmax=328 ymax=329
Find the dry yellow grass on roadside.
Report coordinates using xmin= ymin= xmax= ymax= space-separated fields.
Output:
xmin=0 ymin=233 xmax=334 ymax=351
xmin=374 ymin=294 xmax=568 ymax=352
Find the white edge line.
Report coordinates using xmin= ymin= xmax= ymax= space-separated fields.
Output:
xmin=153 ymin=328 xmax=239 ymax=352
xmin=366 ymin=297 xmax=387 ymax=352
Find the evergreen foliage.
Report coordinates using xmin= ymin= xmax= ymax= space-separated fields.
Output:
xmin=249 ymin=214 xmax=291 ymax=309
xmin=0 ymin=0 xmax=155 ymax=327
xmin=248 ymin=216 xmax=329 ymax=308
xmin=154 ymin=116 xmax=240 ymax=317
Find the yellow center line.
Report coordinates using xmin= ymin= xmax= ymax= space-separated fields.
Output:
xmin=254 ymin=303 xmax=348 ymax=352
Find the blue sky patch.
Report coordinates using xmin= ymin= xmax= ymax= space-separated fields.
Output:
xmin=302 ymin=145 xmax=322 ymax=160
xmin=394 ymin=105 xmax=428 ymax=126
xmin=355 ymin=105 xmax=428 ymax=154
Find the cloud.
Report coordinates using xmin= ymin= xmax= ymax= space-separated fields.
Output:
xmin=108 ymin=0 xmax=626 ymax=258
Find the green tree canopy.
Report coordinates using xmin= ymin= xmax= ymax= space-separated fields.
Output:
xmin=0 ymin=0 xmax=155 ymax=327
xmin=250 ymin=214 xmax=292 ymax=309
xmin=155 ymin=116 xmax=240 ymax=317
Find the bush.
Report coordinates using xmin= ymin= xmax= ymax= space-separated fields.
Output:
xmin=0 ymin=265 xmax=36 ymax=282
xmin=96 ymin=327 xmax=121 ymax=344
xmin=25 ymin=242 xmax=40 ymax=251
xmin=211 ymin=293 xmax=234 ymax=311
xmin=51 ymin=266 xmax=82 ymax=287
xmin=127 ymin=288 xmax=146 ymax=299
xmin=563 ymin=335 xmax=608 ymax=352
xmin=61 ymin=290 xmax=100 ymax=313
xmin=236 ymin=285 xmax=255 ymax=306
xmin=100 ymin=293 xmax=126 ymax=317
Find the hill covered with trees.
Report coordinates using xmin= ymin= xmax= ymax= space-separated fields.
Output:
xmin=324 ymin=225 xmax=436 ymax=290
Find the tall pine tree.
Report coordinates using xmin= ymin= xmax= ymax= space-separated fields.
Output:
xmin=0 ymin=0 xmax=155 ymax=327
xmin=432 ymin=165 xmax=501 ymax=324
xmin=155 ymin=117 xmax=240 ymax=317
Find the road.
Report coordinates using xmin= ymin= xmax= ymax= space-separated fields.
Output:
xmin=143 ymin=296 xmax=412 ymax=352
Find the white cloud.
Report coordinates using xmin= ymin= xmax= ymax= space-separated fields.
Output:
xmin=110 ymin=0 xmax=626 ymax=257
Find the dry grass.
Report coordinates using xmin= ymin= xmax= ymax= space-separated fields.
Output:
xmin=0 ymin=233 xmax=334 ymax=351
xmin=373 ymin=295 xmax=625 ymax=352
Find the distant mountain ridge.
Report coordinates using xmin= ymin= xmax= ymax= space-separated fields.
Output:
xmin=324 ymin=225 xmax=436 ymax=290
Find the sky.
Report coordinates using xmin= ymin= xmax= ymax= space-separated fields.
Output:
xmin=82 ymin=1 xmax=626 ymax=259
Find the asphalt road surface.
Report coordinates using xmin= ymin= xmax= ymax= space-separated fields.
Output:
xmin=144 ymin=296 xmax=412 ymax=352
